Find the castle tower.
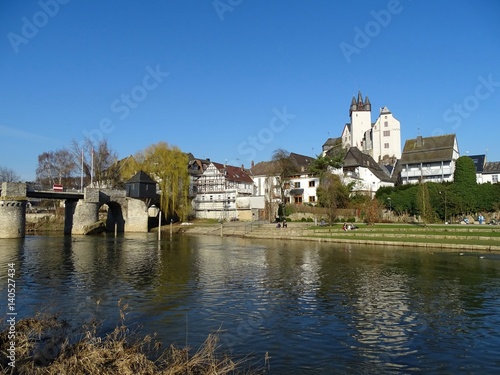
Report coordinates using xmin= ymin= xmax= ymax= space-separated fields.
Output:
xmin=348 ymin=90 xmax=372 ymax=149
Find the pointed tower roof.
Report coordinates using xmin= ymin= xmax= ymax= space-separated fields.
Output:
xmin=357 ymin=90 xmax=363 ymax=105
xmin=126 ymin=170 xmax=156 ymax=184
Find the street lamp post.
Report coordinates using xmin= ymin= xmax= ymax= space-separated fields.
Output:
xmin=439 ymin=190 xmax=447 ymax=224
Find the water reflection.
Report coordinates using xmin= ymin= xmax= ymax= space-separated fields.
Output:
xmin=1 ymin=235 xmax=500 ymax=373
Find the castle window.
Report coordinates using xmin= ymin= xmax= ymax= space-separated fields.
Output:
xmin=309 ymin=180 xmax=315 ymax=187
xmin=384 ymin=143 xmax=390 ymax=148
xmin=309 ymin=196 xmax=316 ymax=203
xmin=294 ymin=182 xmax=300 ymax=188
xmin=493 ymin=175 xmax=498 ymax=183
xmin=383 ymin=130 xmax=390 ymax=137
xmin=384 ymin=121 xmax=389 ymax=127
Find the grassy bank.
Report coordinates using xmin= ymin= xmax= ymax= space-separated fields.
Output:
xmin=0 ymin=304 xmax=262 ymax=375
xmin=304 ymin=223 xmax=500 ymax=250
xmin=182 ymin=221 xmax=500 ymax=251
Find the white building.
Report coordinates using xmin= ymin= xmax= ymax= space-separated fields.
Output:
xmin=192 ymin=161 xmax=254 ymax=220
xmin=339 ymin=91 xmax=401 ymax=163
xmin=482 ymin=162 xmax=500 ymax=184
xmin=250 ymin=153 xmax=319 ymax=220
xmin=400 ymin=134 xmax=460 ymax=184
xmin=338 ymin=147 xmax=395 ymax=197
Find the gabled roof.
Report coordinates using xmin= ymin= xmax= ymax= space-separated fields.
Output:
xmin=211 ymin=162 xmax=253 ymax=184
xmin=322 ymin=137 xmax=341 ymax=148
xmin=249 ymin=152 xmax=315 ymax=177
xmin=483 ymin=161 xmax=500 ymax=174
xmin=288 ymin=152 xmax=315 ymax=170
xmin=343 ymin=147 xmax=392 ymax=182
xmin=400 ymin=134 xmax=457 ymax=164
xmin=188 ymin=157 xmax=211 ymax=175
xmin=126 ymin=170 xmax=156 ymax=184
xmin=249 ymin=160 xmax=275 ymax=176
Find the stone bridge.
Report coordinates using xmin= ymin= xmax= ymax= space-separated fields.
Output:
xmin=0 ymin=182 xmax=150 ymax=238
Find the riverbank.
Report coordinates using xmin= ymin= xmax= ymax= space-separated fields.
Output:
xmin=179 ymin=221 xmax=500 ymax=252
xmin=0 ymin=309 xmax=260 ymax=374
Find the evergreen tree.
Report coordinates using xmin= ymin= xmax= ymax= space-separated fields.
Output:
xmin=452 ymin=156 xmax=478 ymax=214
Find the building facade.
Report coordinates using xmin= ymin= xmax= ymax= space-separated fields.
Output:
xmin=192 ymin=162 xmax=254 ymax=220
xmin=400 ymin=134 xmax=460 ymax=184
xmin=340 ymin=91 xmax=401 ymax=163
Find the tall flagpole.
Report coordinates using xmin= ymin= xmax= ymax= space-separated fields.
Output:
xmin=80 ymin=149 xmax=84 ymax=192
xmin=90 ymin=147 xmax=94 ymax=186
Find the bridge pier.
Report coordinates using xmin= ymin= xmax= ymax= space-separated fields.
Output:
xmin=0 ymin=183 xmax=28 ymax=239
xmin=72 ymin=201 xmax=99 ymax=235
xmin=64 ymin=200 xmax=78 ymax=235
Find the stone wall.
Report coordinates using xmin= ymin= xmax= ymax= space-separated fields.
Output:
xmin=124 ymin=198 xmax=148 ymax=232
xmin=0 ymin=200 xmax=27 ymax=238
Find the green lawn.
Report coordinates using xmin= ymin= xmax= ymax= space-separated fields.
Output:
xmin=304 ymin=223 xmax=500 ymax=248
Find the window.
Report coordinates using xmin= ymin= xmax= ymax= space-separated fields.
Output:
xmin=493 ymin=175 xmax=498 ymax=183
xmin=309 ymin=196 xmax=316 ymax=203
xmin=294 ymin=182 xmax=300 ymax=188
xmin=384 ymin=121 xmax=388 ymax=127
xmin=294 ymin=196 xmax=302 ymax=204
xmin=309 ymin=180 xmax=315 ymax=187
xmin=383 ymin=130 xmax=390 ymax=137
xmin=384 ymin=143 xmax=390 ymax=148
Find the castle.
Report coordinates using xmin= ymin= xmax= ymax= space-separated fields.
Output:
xmin=339 ymin=91 xmax=401 ymax=163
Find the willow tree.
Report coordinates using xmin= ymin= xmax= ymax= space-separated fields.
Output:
xmin=135 ymin=142 xmax=190 ymax=221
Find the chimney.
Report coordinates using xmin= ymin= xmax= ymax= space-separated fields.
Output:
xmin=241 ymin=164 xmax=244 ymax=170
xmin=416 ymin=136 xmax=423 ymax=148
xmin=251 ymin=160 xmax=254 ymax=168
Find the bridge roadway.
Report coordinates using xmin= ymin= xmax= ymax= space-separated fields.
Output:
xmin=26 ymin=190 xmax=84 ymax=200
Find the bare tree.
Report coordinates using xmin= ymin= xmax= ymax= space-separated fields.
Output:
xmin=36 ymin=149 xmax=76 ymax=188
xmin=0 ymin=165 xmax=21 ymax=183
xmin=271 ymin=148 xmax=298 ymax=205
xmin=71 ymin=137 xmax=119 ymax=188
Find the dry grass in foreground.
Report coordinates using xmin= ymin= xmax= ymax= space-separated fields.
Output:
xmin=0 ymin=303 xmax=263 ymax=375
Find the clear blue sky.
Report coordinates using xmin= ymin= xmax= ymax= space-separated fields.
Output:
xmin=1 ymin=0 xmax=499 ymax=181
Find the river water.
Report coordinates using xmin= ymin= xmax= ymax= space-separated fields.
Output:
xmin=1 ymin=233 xmax=500 ymax=374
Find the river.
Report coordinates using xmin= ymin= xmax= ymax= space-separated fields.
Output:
xmin=1 ymin=233 xmax=500 ymax=374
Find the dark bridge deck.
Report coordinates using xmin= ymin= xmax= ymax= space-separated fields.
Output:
xmin=27 ymin=190 xmax=84 ymax=200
